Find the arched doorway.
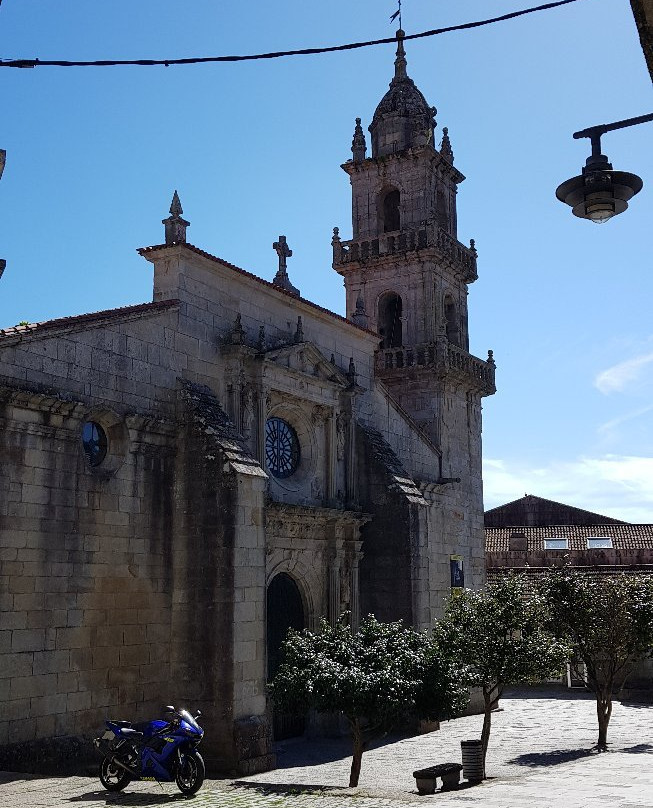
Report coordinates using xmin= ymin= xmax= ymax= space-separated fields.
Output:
xmin=378 ymin=292 xmax=403 ymax=348
xmin=266 ymin=573 xmax=306 ymax=739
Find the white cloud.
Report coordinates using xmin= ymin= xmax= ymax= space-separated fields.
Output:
xmin=598 ymin=405 xmax=653 ymax=436
xmin=483 ymin=454 xmax=653 ymax=523
xmin=594 ymin=352 xmax=653 ymax=395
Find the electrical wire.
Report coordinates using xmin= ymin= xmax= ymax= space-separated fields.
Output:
xmin=0 ymin=0 xmax=590 ymax=69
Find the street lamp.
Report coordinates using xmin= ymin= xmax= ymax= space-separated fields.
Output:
xmin=556 ymin=112 xmax=653 ymax=223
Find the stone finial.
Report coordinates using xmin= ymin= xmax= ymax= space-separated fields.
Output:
xmin=330 ymin=353 xmax=336 ymax=365
xmin=272 ymin=235 xmax=300 ymax=297
xmin=294 ymin=316 xmax=305 ymax=343
xmin=394 ymin=29 xmax=407 ymax=79
xmin=487 ymin=349 xmax=495 ymax=366
xmin=257 ymin=325 xmax=266 ymax=351
xmin=230 ymin=313 xmax=245 ymax=345
xmin=162 ymin=190 xmax=190 ymax=245
xmin=0 ymin=259 xmax=5 ymax=280
xmin=331 ymin=226 xmax=342 ymax=264
xmin=440 ymin=127 xmax=454 ymax=163
xmin=352 ymin=118 xmax=367 ymax=163
xmin=351 ymin=290 xmax=369 ymax=329
xmin=470 ymin=238 xmax=477 ymax=257
xmin=348 ymin=357 xmax=357 ymax=383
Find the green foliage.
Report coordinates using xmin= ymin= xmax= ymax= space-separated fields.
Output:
xmin=540 ymin=568 xmax=653 ymax=694
xmin=436 ymin=574 xmax=569 ymax=774
xmin=269 ymin=614 xmax=467 ymax=731
xmin=269 ymin=614 xmax=468 ymax=786
xmin=437 ymin=574 xmax=569 ymax=701
xmin=539 ymin=567 xmax=653 ymax=749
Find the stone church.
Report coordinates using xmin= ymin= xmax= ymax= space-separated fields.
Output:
xmin=0 ymin=32 xmax=495 ymax=773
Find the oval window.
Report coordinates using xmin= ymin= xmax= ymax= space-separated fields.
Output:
xmin=265 ymin=417 xmax=300 ymax=479
xmin=82 ymin=421 xmax=108 ymax=467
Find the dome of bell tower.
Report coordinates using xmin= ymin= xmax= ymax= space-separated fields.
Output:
xmin=369 ymin=30 xmax=436 ymax=158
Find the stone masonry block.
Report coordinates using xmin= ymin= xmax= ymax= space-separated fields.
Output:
xmin=11 ymin=629 xmax=45 ymax=653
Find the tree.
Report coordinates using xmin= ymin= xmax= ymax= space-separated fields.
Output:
xmin=436 ymin=574 xmax=569 ymax=777
xmin=268 ymin=615 xmax=468 ymax=787
xmin=539 ymin=567 xmax=653 ymax=750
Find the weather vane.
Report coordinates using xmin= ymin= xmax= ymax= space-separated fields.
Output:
xmin=390 ymin=0 xmax=402 ymax=28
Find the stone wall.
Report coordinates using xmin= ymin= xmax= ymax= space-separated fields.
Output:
xmin=0 ymin=385 xmax=176 ymax=753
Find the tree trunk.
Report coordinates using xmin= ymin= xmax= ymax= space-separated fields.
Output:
xmin=349 ymin=719 xmax=365 ymax=787
xmin=480 ymin=690 xmax=493 ymax=779
xmin=596 ymin=693 xmax=612 ymax=751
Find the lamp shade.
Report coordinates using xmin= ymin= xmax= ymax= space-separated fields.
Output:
xmin=556 ymin=153 xmax=643 ymax=223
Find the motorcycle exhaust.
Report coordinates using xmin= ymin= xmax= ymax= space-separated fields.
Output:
xmin=108 ymin=755 xmax=139 ymax=777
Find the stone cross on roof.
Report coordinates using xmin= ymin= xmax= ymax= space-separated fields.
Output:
xmin=272 ymin=235 xmax=300 ymax=297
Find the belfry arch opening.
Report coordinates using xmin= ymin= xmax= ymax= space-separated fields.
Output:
xmin=378 ymin=292 xmax=403 ymax=349
xmin=381 ymin=188 xmax=401 ymax=233
xmin=444 ymin=295 xmax=459 ymax=346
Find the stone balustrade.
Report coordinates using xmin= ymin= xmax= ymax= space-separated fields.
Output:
xmin=332 ymin=222 xmax=477 ymax=281
xmin=375 ymin=340 xmax=495 ymax=392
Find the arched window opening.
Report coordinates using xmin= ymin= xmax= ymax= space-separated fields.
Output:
xmin=378 ymin=293 xmax=403 ymax=349
xmin=444 ymin=296 xmax=459 ymax=345
xmin=382 ymin=189 xmax=401 ymax=233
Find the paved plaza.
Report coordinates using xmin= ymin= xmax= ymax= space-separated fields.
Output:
xmin=1 ymin=688 xmax=652 ymax=808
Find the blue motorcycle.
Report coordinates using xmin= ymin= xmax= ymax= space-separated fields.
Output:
xmin=94 ymin=705 xmax=205 ymax=795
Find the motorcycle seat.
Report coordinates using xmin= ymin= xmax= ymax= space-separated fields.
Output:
xmin=118 ymin=727 xmax=143 ymax=738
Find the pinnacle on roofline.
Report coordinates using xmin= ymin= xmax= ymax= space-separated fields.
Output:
xmin=394 ymin=29 xmax=407 ymax=80
xmin=163 ymin=190 xmax=190 ymax=245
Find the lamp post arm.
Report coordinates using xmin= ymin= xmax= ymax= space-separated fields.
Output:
xmin=573 ymin=112 xmax=653 ymax=156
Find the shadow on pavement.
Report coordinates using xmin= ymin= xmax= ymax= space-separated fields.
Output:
xmin=620 ymin=744 xmax=653 ymax=754
xmin=508 ymin=748 xmax=595 ymax=767
xmin=232 ymin=780 xmax=348 ymax=795
xmin=502 ymin=685 xmax=594 ymax=702
xmin=68 ymin=790 xmax=188 ymax=805
xmin=272 ymin=732 xmax=405 ymax=769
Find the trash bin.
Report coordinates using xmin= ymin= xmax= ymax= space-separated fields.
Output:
xmin=460 ymin=739 xmax=484 ymax=782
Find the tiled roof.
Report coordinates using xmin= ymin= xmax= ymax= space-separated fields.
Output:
xmin=0 ymin=299 xmax=179 ymax=343
xmin=138 ymin=242 xmax=379 ymax=338
xmin=485 ymin=524 xmax=653 ymax=552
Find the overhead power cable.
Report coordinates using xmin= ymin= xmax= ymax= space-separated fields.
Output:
xmin=0 ymin=0 xmax=589 ymax=69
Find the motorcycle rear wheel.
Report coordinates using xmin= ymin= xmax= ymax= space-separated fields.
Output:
xmin=175 ymin=750 xmax=205 ymax=795
xmin=99 ymin=754 xmax=131 ymax=792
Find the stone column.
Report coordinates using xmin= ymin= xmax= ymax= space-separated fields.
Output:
xmin=327 ymin=408 xmax=337 ymax=505
xmin=329 ymin=554 xmax=342 ymax=627
xmin=350 ymin=555 xmax=361 ymax=634
xmin=346 ymin=411 xmax=356 ymax=506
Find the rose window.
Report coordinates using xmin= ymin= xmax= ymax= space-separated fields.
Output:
xmin=265 ymin=417 xmax=300 ymax=479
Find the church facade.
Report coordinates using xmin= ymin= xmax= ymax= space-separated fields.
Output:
xmin=0 ymin=33 xmax=495 ymax=773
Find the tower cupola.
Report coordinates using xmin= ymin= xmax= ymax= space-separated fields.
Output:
xmin=369 ymin=30 xmax=436 ymax=158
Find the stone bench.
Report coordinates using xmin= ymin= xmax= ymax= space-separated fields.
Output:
xmin=413 ymin=763 xmax=463 ymax=794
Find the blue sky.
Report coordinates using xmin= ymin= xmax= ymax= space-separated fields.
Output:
xmin=1 ymin=0 xmax=652 ymax=521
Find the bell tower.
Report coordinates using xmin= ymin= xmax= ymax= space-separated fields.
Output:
xmin=333 ymin=29 xmax=495 ymax=460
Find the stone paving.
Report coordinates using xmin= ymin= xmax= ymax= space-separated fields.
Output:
xmin=1 ymin=688 xmax=652 ymax=807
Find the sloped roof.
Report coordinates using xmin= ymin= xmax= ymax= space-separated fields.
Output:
xmin=0 ymin=299 xmax=179 ymax=344
xmin=357 ymin=423 xmax=426 ymax=505
xmin=484 ymin=494 xmax=627 ymax=528
xmin=179 ymin=379 xmax=266 ymax=479
xmin=485 ymin=524 xmax=653 ymax=552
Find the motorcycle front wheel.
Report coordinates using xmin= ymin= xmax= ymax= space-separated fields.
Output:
xmin=99 ymin=754 xmax=131 ymax=792
xmin=175 ymin=750 xmax=205 ymax=795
